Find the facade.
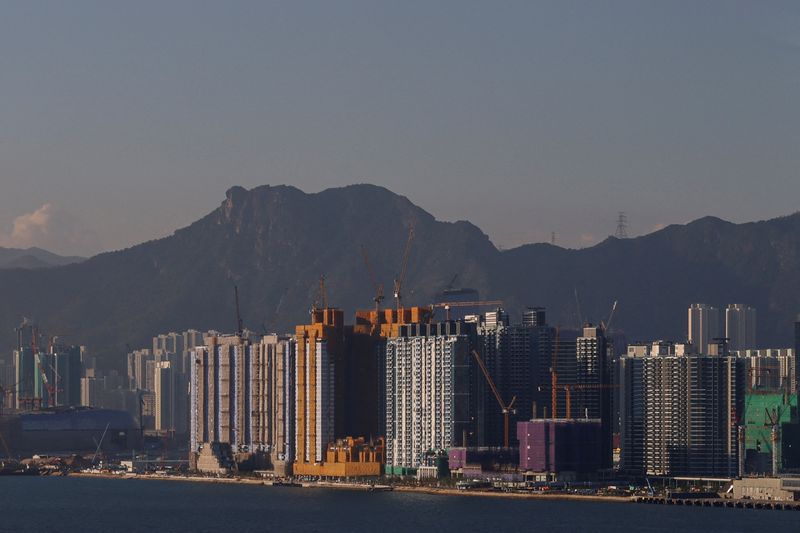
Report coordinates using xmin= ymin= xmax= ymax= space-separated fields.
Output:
xmin=726 ymin=304 xmax=757 ymax=352
xmin=53 ymin=346 xmax=83 ymax=407
xmin=574 ymin=325 xmax=612 ymax=468
xmin=293 ymin=309 xmax=340 ymax=472
xmin=620 ymin=342 xmax=745 ymax=478
xmin=190 ymin=333 xmax=295 ymax=473
xmin=385 ymin=321 xmax=474 ymax=473
xmin=688 ymin=303 xmax=720 ymax=354
xmin=735 ymin=349 xmax=795 ymax=393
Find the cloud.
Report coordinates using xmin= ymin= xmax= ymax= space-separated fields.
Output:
xmin=0 ymin=203 xmax=102 ymax=256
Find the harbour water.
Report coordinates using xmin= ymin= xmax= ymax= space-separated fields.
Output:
xmin=1 ymin=477 xmax=796 ymax=532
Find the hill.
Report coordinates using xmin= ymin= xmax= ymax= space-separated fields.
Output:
xmin=0 ymin=247 xmax=85 ymax=269
xmin=0 ymin=184 xmax=797 ymax=367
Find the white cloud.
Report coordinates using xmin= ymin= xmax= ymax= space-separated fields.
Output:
xmin=0 ymin=203 xmax=102 ymax=256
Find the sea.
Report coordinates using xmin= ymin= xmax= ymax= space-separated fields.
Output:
xmin=0 ymin=477 xmax=796 ymax=532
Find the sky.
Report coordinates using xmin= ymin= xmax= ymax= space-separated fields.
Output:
xmin=1 ymin=1 xmax=798 ymax=256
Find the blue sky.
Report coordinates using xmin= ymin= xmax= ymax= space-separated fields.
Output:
xmin=1 ymin=1 xmax=798 ymax=255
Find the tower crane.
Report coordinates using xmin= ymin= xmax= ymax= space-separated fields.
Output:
xmin=550 ymin=327 xmax=561 ymax=418
xmin=600 ymin=300 xmax=618 ymax=333
xmin=393 ymin=223 xmax=415 ymax=312
xmin=430 ymin=300 xmax=503 ymax=321
xmin=311 ymin=275 xmax=329 ymax=313
xmin=31 ymin=325 xmax=56 ymax=408
xmin=471 ymin=349 xmax=516 ymax=447
xmin=360 ymin=245 xmax=385 ymax=317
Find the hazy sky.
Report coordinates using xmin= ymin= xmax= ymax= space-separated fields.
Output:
xmin=1 ymin=1 xmax=798 ymax=256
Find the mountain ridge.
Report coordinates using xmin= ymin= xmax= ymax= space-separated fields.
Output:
xmin=0 ymin=184 xmax=796 ymax=369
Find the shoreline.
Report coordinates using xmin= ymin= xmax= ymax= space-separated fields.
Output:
xmin=68 ymin=472 xmax=633 ymax=504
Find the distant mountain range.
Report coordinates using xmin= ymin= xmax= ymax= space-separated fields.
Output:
xmin=0 ymin=184 xmax=797 ymax=369
xmin=0 ymin=247 xmax=85 ymax=270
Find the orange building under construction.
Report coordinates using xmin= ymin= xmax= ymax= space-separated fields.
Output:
xmin=293 ymin=305 xmax=432 ymax=477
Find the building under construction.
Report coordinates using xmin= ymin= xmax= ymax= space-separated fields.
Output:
xmin=743 ymin=392 xmax=800 ymax=474
xmin=517 ymin=418 xmax=603 ymax=481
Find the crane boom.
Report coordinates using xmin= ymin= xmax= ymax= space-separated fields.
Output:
xmin=431 ymin=300 xmax=504 ymax=321
xmin=393 ymin=223 xmax=415 ymax=311
xmin=361 ymin=245 xmax=385 ymax=313
xmin=551 ymin=327 xmax=561 ymax=418
xmin=30 ymin=326 xmax=56 ymax=406
xmin=471 ymin=349 xmax=516 ymax=447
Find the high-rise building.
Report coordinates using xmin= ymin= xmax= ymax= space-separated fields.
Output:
xmin=477 ymin=308 xmax=554 ymax=446
xmin=734 ymin=349 xmax=795 ymax=393
xmin=154 ymin=361 xmax=174 ymax=431
xmin=190 ymin=332 xmax=295 ymax=474
xmin=574 ymin=325 xmax=612 ymax=468
xmin=385 ymin=321 xmax=475 ymax=473
xmin=620 ymin=342 xmax=745 ymax=477
xmin=127 ymin=349 xmax=154 ymax=391
xmin=688 ymin=303 xmax=720 ymax=354
xmin=53 ymin=345 xmax=83 ymax=407
xmin=293 ymin=309 xmax=341 ymax=471
xmin=726 ymin=304 xmax=757 ymax=352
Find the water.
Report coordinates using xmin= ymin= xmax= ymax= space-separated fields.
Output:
xmin=0 ymin=477 xmax=796 ymax=532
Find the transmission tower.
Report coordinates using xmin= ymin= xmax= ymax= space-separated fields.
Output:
xmin=614 ymin=212 xmax=628 ymax=239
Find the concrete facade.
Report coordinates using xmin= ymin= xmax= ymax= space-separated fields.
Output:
xmin=190 ymin=333 xmax=295 ymax=474
xmin=688 ymin=304 xmax=720 ymax=355
xmin=726 ymin=304 xmax=757 ymax=352
xmin=620 ymin=343 xmax=745 ymax=478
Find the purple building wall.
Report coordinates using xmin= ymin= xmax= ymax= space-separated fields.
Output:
xmin=517 ymin=419 xmax=602 ymax=473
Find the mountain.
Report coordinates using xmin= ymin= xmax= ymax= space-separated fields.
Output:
xmin=0 ymin=184 xmax=797 ymax=368
xmin=0 ymin=247 xmax=85 ymax=269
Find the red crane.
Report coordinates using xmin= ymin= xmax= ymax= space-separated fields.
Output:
xmin=472 ymin=349 xmax=516 ymax=447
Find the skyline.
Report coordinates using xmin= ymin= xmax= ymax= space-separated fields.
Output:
xmin=2 ymin=1 xmax=799 ymax=256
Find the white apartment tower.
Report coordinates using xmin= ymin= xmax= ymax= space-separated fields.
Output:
xmin=385 ymin=322 xmax=473 ymax=472
xmin=688 ymin=303 xmax=720 ymax=354
xmin=726 ymin=304 xmax=757 ymax=352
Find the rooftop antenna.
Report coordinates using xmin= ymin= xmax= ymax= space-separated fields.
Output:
xmin=615 ymin=212 xmax=628 ymax=239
